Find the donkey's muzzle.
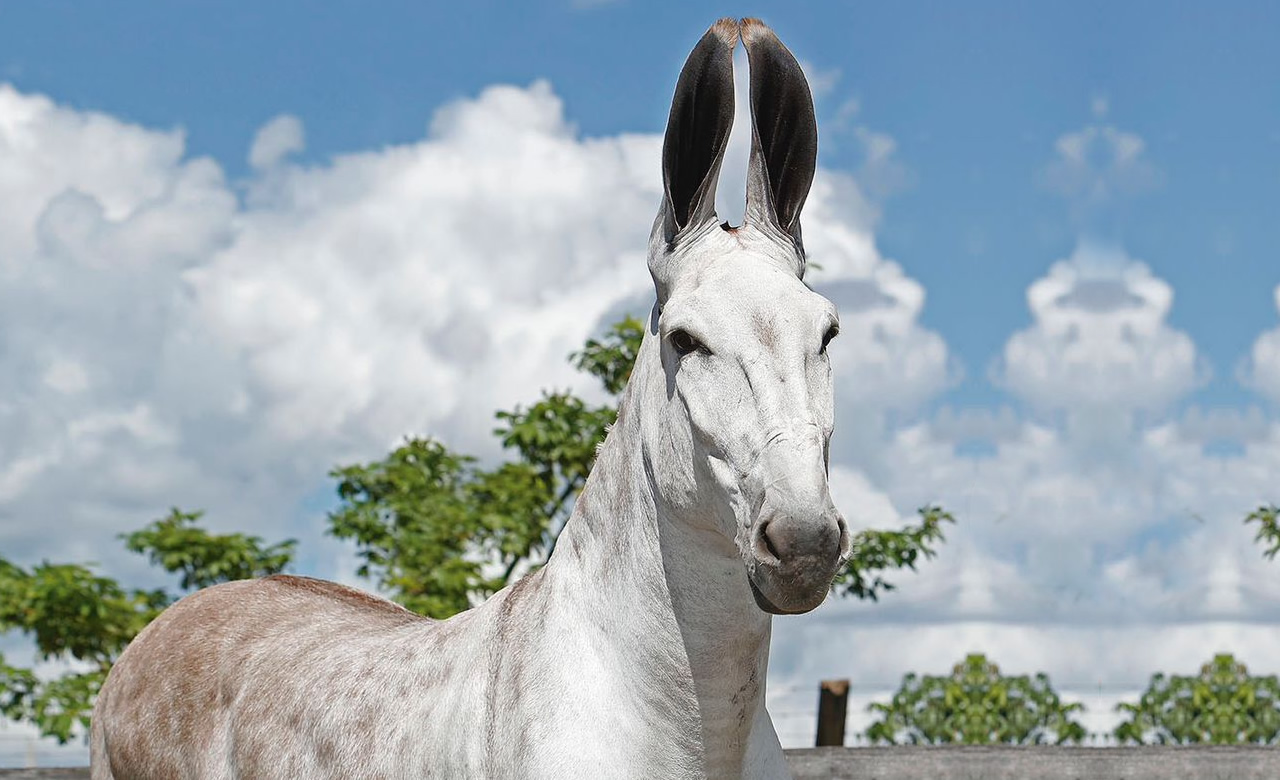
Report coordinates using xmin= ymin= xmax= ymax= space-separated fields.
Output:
xmin=743 ymin=425 xmax=850 ymax=614
xmin=748 ymin=503 xmax=849 ymax=615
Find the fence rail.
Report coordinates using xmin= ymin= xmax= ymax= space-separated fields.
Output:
xmin=786 ymin=746 xmax=1280 ymax=780
xmin=6 ymin=747 xmax=1280 ymax=780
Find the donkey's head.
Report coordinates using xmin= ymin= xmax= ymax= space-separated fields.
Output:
xmin=642 ymin=18 xmax=849 ymax=615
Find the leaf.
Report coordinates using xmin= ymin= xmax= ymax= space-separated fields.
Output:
xmin=328 ymin=438 xmax=496 ymax=618
xmin=1245 ymin=505 xmax=1280 ymax=560
xmin=0 ymin=559 xmax=158 ymax=663
xmin=571 ymin=316 xmax=645 ymax=396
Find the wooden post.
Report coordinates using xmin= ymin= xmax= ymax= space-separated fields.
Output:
xmin=815 ymin=678 xmax=849 ymax=747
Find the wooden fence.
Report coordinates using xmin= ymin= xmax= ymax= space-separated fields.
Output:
xmin=6 ymin=747 xmax=1280 ymax=779
xmin=787 ymin=746 xmax=1280 ymax=779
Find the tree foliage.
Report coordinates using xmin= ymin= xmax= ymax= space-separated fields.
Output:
xmin=330 ymin=440 xmax=515 ymax=618
xmin=0 ymin=511 xmax=293 ymax=742
xmin=1114 ymin=653 xmax=1280 ymax=745
xmin=866 ymin=653 xmax=1087 ymax=745
xmin=0 ymin=664 xmax=105 ymax=746
xmin=123 ymin=508 xmax=297 ymax=591
xmin=1245 ymin=505 xmax=1280 ymax=560
xmin=835 ymin=506 xmax=954 ymax=601
xmin=571 ymin=315 xmax=646 ymax=395
xmin=0 ymin=561 xmax=163 ymax=743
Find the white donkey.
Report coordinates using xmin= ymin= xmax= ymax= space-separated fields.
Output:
xmin=91 ymin=17 xmax=849 ymax=779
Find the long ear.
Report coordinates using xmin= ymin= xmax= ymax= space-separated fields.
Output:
xmin=742 ymin=18 xmax=817 ymax=258
xmin=658 ymin=18 xmax=738 ymax=241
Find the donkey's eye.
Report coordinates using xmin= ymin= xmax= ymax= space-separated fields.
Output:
xmin=670 ymin=329 xmax=703 ymax=357
xmin=820 ymin=324 xmax=840 ymax=354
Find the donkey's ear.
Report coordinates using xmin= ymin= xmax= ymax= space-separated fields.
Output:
xmin=742 ymin=18 xmax=817 ymax=256
xmin=658 ymin=18 xmax=738 ymax=240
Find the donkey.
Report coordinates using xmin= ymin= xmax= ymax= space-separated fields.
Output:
xmin=91 ymin=17 xmax=848 ymax=779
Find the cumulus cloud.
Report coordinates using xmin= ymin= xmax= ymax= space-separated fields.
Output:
xmin=195 ymin=80 xmax=665 ymax=456
xmin=814 ymin=193 xmax=1274 ymax=640
xmin=807 ymin=174 xmax=954 ymax=435
xmin=0 ymin=81 xmax=637 ymax=577
xmin=248 ymin=114 xmax=305 ymax=170
xmin=0 ymin=85 xmax=241 ymax=573
xmin=768 ymin=305 xmax=1280 ymax=745
xmin=1241 ymin=286 xmax=1280 ymax=403
xmin=0 ymin=79 xmax=921 ymax=583
xmin=798 ymin=59 xmax=842 ymax=99
xmin=1043 ymin=122 xmax=1161 ymax=204
xmin=997 ymin=240 xmax=1204 ymax=426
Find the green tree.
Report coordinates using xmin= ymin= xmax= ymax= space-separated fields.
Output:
xmin=1245 ymin=505 xmax=1280 ymax=560
xmin=866 ymin=653 xmax=1087 ymax=745
xmin=0 ymin=510 xmax=294 ymax=742
xmin=834 ymin=506 xmax=954 ymax=601
xmin=123 ymin=508 xmax=296 ymax=591
xmin=1114 ymin=653 xmax=1280 ymax=745
xmin=0 ymin=562 xmax=163 ymax=743
xmin=571 ymin=315 xmax=647 ymax=395
xmin=329 ymin=315 xmax=955 ymax=617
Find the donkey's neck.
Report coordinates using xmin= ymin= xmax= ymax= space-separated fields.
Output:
xmin=545 ymin=338 xmax=773 ymax=773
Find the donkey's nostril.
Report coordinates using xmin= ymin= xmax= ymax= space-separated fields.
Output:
xmin=754 ymin=521 xmax=783 ymax=564
xmin=762 ymin=527 xmax=782 ymax=561
xmin=755 ymin=512 xmax=843 ymax=567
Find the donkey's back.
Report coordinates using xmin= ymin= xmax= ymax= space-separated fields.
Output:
xmin=91 ymin=575 xmax=483 ymax=780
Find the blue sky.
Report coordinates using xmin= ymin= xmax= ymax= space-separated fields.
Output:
xmin=3 ymin=1 xmax=1280 ymax=758
xmin=5 ymin=1 xmax=1279 ymax=411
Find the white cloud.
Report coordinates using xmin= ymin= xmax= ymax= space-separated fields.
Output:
xmin=808 ymin=177 xmax=954 ymax=438
xmin=1241 ymin=285 xmax=1280 ymax=404
xmin=997 ymin=240 xmax=1204 ymax=426
xmin=827 ymin=465 xmax=901 ymax=533
xmin=0 ymin=81 xmax=643 ymax=580
xmin=850 ymin=126 xmax=912 ymax=200
xmin=248 ymin=114 xmax=304 ymax=170
xmin=1043 ymin=123 xmax=1161 ymax=203
xmin=0 ymin=79 xmax=907 ymax=581
xmin=195 ymin=81 xmax=665 ymax=457
xmin=817 ymin=237 xmax=1279 ymax=638
xmin=798 ymin=59 xmax=841 ymax=99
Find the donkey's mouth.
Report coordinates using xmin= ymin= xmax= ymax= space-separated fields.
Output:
xmin=749 ymin=578 xmax=800 ymax=615
xmin=749 ymin=576 xmax=823 ymax=615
